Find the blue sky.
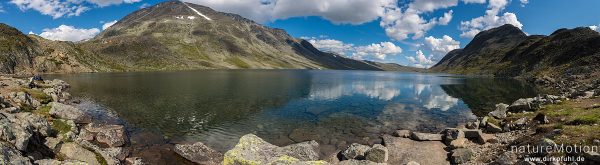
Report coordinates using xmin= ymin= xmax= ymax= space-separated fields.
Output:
xmin=1 ymin=0 xmax=600 ymax=68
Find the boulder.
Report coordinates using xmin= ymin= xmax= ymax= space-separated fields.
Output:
xmin=342 ymin=143 xmax=371 ymax=160
xmin=486 ymin=123 xmax=503 ymax=133
xmin=410 ymin=132 xmax=442 ymax=141
xmin=280 ymin=140 xmax=320 ymax=161
xmin=223 ymin=134 xmax=326 ymax=165
xmin=85 ymin=123 xmax=127 ymax=147
xmin=393 ymin=130 xmax=411 ymax=138
xmin=174 ymin=142 xmax=223 ymax=165
xmin=339 ymin=159 xmax=386 ymax=165
xmin=466 ymin=121 xmax=479 ymax=129
xmin=489 ymin=103 xmax=509 ymax=119
xmin=382 ymin=135 xmax=449 ymax=165
xmin=533 ymin=113 xmax=549 ymax=124
xmin=0 ymin=141 xmax=32 ymax=165
xmin=509 ymin=98 xmax=533 ymax=112
xmin=450 ymin=148 xmax=474 ymax=164
xmin=49 ymin=102 xmax=92 ymax=124
xmin=480 ymin=117 xmax=489 ymax=127
xmin=449 ymin=138 xmax=468 ymax=149
xmin=480 ymin=134 xmax=498 ymax=144
xmin=443 ymin=128 xmax=464 ymax=145
xmin=14 ymin=112 xmax=51 ymax=136
xmin=365 ymin=144 xmax=388 ymax=163
xmin=34 ymin=159 xmax=86 ymax=165
xmin=0 ymin=112 xmax=52 ymax=151
xmin=44 ymin=137 xmax=62 ymax=151
xmin=59 ymin=142 xmax=101 ymax=165
xmin=511 ymin=118 xmax=528 ymax=130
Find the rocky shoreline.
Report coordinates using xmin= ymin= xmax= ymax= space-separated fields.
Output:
xmin=0 ymin=75 xmax=598 ymax=165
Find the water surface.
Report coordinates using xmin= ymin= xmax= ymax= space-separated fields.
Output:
xmin=48 ymin=70 xmax=539 ymax=157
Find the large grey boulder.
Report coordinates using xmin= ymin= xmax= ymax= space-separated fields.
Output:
xmin=223 ymin=134 xmax=327 ymax=165
xmin=410 ymin=132 xmax=442 ymax=141
xmin=59 ymin=142 xmax=101 ymax=165
xmin=382 ymin=135 xmax=449 ymax=165
xmin=85 ymin=123 xmax=127 ymax=147
xmin=0 ymin=141 xmax=32 ymax=165
xmin=489 ymin=103 xmax=509 ymax=119
xmin=174 ymin=142 xmax=223 ymax=165
xmin=365 ymin=144 xmax=388 ymax=163
xmin=486 ymin=123 xmax=503 ymax=133
xmin=49 ymin=102 xmax=91 ymax=124
xmin=0 ymin=112 xmax=51 ymax=151
xmin=509 ymin=98 xmax=533 ymax=112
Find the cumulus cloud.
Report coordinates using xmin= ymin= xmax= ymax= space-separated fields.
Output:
xmin=460 ymin=0 xmax=523 ymax=38
xmin=183 ymin=0 xmax=395 ymax=24
xmin=307 ymin=38 xmax=402 ymax=60
xmin=462 ymin=0 xmax=486 ymax=4
xmin=0 ymin=5 xmax=5 ymax=13
xmin=380 ymin=1 xmax=456 ymax=40
xmin=353 ymin=42 xmax=403 ymax=60
xmin=185 ymin=0 xmax=455 ymax=41
xmin=102 ymin=20 xmax=118 ymax=30
xmin=519 ymin=0 xmax=529 ymax=7
xmin=424 ymin=35 xmax=460 ymax=56
xmin=9 ymin=0 xmax=141 ymax=18
xmin=39 ymin=25 xmax=100 ymax=42
xmin=406 ymin=50 xmax=435 ymax=68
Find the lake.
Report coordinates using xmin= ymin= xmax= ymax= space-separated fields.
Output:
xmin=48 ymin=70 xmax=539 ymax=161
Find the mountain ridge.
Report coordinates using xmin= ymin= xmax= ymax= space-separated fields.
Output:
xmin=431 ymin=24 xmax=600 ymax=81
xmin=0 ymin=1 xmax=417 ymax=75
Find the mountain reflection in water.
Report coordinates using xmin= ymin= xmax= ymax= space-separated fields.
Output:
xmin=48 ymin=70 xmax=539 ymax=157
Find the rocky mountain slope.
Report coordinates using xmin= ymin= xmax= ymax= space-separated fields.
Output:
xmin=430 ymin=24 xmax=600 ymax=81
xmin=0 ymin=1 xmax=415 ymax=74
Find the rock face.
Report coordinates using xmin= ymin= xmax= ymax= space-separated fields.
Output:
xmin=382 ymin=135 xmax=449 ymax=165
xmin=223 ymin=134 xmax=325 ymax=165
xmin=174 ymin=142 xmax=223 ymax=165
xmin=49 ymin=102 xmax=91 ymax=124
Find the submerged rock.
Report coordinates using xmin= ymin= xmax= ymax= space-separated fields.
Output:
xmin=174 ymin=142 xmax=223 ymax=165
xmin=382 ymin=135 xmax=448 ymax=165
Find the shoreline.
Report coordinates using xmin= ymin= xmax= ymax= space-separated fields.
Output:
xmin=0 ymin=75 xmax=597 ymax=165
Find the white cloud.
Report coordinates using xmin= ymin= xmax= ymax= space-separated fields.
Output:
xmin=307 ymin=39 xmax=354 ymax=55
xmin=462 ymin=0 xmax=486 ymax=4
xmin=9 ymin=0 xmax=141 ymax=18
xmin=307 ymin=38 xmax=402 ymax=60
xmin=459 ymin=0 xmax=523 ymax=38
xmin=406 ymin=50 xmax=435 ymax=68
xmin=183 ymin=0 xmax=396 ymax=25
xmin=353 ymin=42 xmax=403 ymax=60
xmin=519 ymin=0 xmax=529 ymax=7
xmin=10 ymin=0 xmax=89 ymax=19
xmin=424 ymin=35 xmax=460 ymax=56
xmin=380 ymin=1 xmax=456 ymax=40
xmin=590 ymin=25 xmax=599 ymax=32
xmin=0 ymin=5 xmax=5 ymax=13
xmin=102 ymin=20 xmax=118 ymax=30
xmin=39 ymin=25 xmax=100 ymax=42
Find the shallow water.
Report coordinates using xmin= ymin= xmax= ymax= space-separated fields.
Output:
xmin=48 ymin=70 xmax=539 ymax=157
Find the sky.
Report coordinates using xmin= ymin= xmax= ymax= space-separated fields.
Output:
xmin=1 ymin=0 xmax=600 ymax=68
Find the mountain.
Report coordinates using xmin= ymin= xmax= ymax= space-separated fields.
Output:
xmin=431 ymin=24 xmax=600 ymax=80
xmin=0 ymin=1 xmax=416 ymax=74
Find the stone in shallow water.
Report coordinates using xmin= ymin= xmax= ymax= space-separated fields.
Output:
xmin=49 ymin=102 xmax=91 ymax=124
xmin=174 ymin=142 xmax=223 ymax=165
xmin=382 ymin=135 xmax=449 ymax=165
